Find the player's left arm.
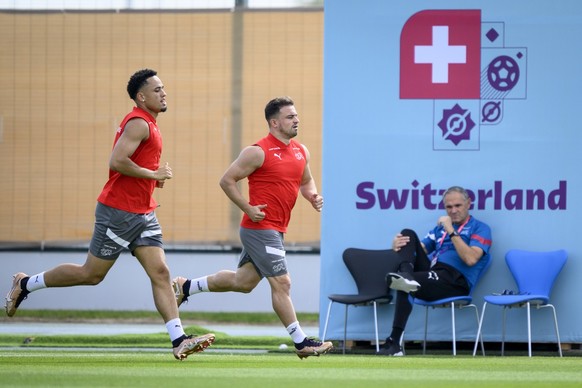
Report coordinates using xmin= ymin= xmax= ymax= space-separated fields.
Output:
xmin=299 ymin=144 xmax=323 ymax=212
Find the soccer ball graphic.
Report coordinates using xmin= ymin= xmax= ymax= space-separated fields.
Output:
xmin=486 ymin=55 xmax=520 ymax=92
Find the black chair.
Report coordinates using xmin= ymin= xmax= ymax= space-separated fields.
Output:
xmin=321 ymin=248 xmax=401 ymax=353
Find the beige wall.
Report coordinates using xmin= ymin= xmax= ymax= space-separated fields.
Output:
xmin=0 ymin=10 xmax=323 ymax=247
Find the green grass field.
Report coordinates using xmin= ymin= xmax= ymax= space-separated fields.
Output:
xmin=1 ymin=312 xmax=580 ymax=387
xmin=1 ymin=350 xmax=581 ymax=388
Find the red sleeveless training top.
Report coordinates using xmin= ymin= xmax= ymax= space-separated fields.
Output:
xmin=97 ymin=107 xmax=162 ymax=213
xmin=240 ymin=133 xmax=306 ymax=233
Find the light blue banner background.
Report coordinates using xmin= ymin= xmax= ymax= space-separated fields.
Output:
xmin=320 ymin=0 xmax=581 ymax=344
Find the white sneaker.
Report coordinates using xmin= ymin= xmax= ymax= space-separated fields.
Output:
xmin=387 ymin=272 xmax=420 ymax=293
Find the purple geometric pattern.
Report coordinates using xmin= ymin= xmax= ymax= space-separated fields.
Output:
xmin=437 ymin=104 xmax=475 ymax=145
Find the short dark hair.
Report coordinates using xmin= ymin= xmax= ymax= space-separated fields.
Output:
xmin=127 ymin=69 xmax=157 ymax=100
xmin=442 ymin=186 xmax=470 ymax=202
xmin=264 ymin=96 xmax=294 ymax=121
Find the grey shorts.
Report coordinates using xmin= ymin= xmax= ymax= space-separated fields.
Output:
xmin=238 ymin=227 xmax=288 ymax=278
xmin=89 ymin=202 xmax=163 ymax=260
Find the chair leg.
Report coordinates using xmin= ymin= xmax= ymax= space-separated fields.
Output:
xmin=343 ymin=304 xmax=348 ymax=355
xmin=526 ymin=302 xmax=532 ymax=357
xmin=322 ymin=300 xmax=333 ymax=342
xmin=501 ymin=306 xmax=507 ymax=356
xmin=472 ymin=302 xmax=487 ymax=357
xmin=450 ymin=302 xmax=457 ymax=356
xmin=501 ymin=307 xmax=507 ymax=356
xmin=544 ymin=305 xmax=563 ymax=357
xmin=423 ymin=306 xmax=429 ymax=355
xmin=470 ymin=304 xmax=485 ymax=356
xmin=373 ymin=301 xmax=380 ymax=353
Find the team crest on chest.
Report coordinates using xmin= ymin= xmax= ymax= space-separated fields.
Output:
xmin=293 ymin=146 xmax=304 ymax=161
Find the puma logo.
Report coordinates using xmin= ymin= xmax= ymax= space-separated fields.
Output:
xmin=273 ymin=153 xmax=282 ymax=160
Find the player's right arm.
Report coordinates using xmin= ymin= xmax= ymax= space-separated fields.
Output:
xmin=219 ymin=145 xmax=266 ymax=222
xmin=109 ymin=118 xmax=172 ymax=182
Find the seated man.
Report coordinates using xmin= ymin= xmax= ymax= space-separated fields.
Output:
xmin=379 ymin=186 xmax=492 ymax=356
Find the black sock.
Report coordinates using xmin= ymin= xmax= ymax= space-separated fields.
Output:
xmin=172 ymin=334 xmax=188 ymax=348
xmin=183 ymin=280 xmax=191 ymax=296
xmin=294 ymin=337 xmax=307 ymax=349
xmin=20 ymin=277 xmax=30 ymax=295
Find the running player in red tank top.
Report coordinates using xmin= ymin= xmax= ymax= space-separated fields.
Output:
xmin=173 ymin=97 xmax=332 ymax=359
xmin=5 ymin=69 xmax=214 ymax=360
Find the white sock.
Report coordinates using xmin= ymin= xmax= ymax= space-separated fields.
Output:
xmin=189 ymin=276 xmax=209 ymax=295
xmin=286 ymin=321 xmax=307 ymax=344
xmin=26 ymin=272 xmax=46 ymax=292
xmin=165 ymin=318 xmax=186 ymax=342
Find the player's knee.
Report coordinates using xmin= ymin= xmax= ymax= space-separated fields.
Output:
xmin=84 ymin=272 xmax=107 ymax=285
xmin=237 ymin=283 xmax=256 ymax=293
xmin=400 ymin=228 xmax=416 ymax=238
xmin=153 ymin=264 xmax=171 ymax=279
xmin=271 ymin=276 xmax=292 ymax=294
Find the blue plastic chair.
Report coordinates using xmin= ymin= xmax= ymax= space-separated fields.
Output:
xmin=472 ymin=249 xmax=567 ymax=357
xmin=410 ymin=255 xmax=492 ymax=356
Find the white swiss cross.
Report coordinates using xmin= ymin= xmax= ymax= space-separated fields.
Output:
xmin=414 ymin=26 xmax=466 ymax=84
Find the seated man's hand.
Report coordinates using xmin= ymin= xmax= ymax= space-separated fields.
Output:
xmin=392 ymin=234 xmax=410 ymax=252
